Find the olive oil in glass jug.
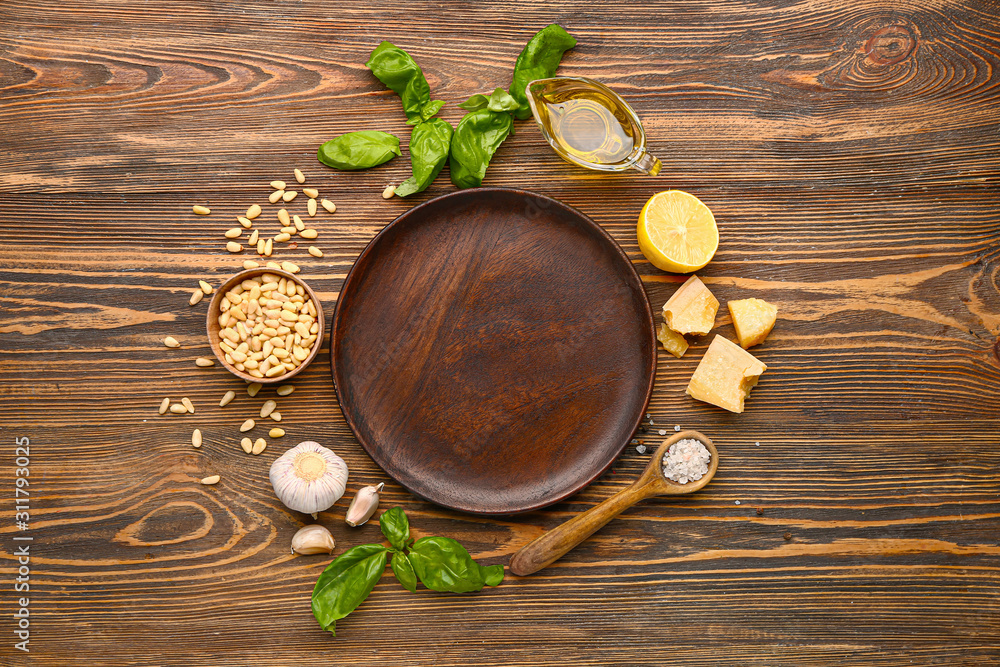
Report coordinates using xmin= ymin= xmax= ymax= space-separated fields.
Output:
xmin=526 ymin=77 xmax=661 ymax=176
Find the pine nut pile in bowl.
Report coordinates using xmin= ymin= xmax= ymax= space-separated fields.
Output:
xmin=206 ymin=268 xmax=324 ymax=383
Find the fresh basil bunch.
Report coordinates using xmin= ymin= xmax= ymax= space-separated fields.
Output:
xmin=449 ymin=24 xmax=576 ymax=188
xmin=311 ymin=507 xmax=504 ymax=636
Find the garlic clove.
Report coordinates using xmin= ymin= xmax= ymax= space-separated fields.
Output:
xmin=345 ymin=482 xmax=384 ymax=527
xmin=269 ymin=441 xmax=349 ymax=517
xmin=291 ymin=524 xmax=336 ymax=555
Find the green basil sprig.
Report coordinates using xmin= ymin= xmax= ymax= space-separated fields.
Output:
xmin=317 ymin=131 xmax=401 ymax=170
xmin=458 ymin=87 xmax=521 ymax=113
xmin=366 ymin=42 xmax=445 ymax=125
xmin=449 ymin=109 xmax=514 ymax=189
xmin=310 ymin=507 xmax=503 ymax=636
xmin=395 ymin=118 xmax=454 ymax=198
xmin=509 ymin=24 xmax=577 ymax=120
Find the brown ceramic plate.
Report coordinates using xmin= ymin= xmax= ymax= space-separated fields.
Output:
xmin=331 ymin=188 xmax=656 ymax=515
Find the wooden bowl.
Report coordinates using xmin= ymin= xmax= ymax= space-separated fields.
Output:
xmin=206 ymin=267 xmax=324 ymax=384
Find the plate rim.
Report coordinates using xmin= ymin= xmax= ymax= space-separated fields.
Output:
xmin=330 ymin=186 xmax=657 ymax=514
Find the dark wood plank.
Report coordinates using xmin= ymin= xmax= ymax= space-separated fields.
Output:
xmin=1 ymin=0 xmax=999 ymax=665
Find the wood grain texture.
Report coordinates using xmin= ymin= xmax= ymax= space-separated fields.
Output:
xmin=1 ymin=0 xmax=998 ymax=665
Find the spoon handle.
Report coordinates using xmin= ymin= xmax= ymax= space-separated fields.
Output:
xmin=509 ymin=481 xmax=657 ymax=576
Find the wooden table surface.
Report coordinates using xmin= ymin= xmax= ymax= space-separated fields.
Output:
xmin=2 ymin=1 xmax=999 ymax=665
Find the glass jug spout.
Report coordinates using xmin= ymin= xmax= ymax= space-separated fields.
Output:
xmin=632 ymin=152 xmax=662 ymax=176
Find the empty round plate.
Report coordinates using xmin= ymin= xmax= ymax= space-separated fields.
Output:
xmin=331 ymin=188 xmax=655 ymax=514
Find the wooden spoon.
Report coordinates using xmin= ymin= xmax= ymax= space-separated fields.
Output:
xmin=509 ymin=430 xmax=718 ymax=576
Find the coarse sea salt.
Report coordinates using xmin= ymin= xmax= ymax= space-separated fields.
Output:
xmin=661 ymin=438 xmax=711 ymax=484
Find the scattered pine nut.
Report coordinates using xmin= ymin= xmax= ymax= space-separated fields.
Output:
xmin=199 ymin=280 xmax=213 ymax=294
xmin=181 ymin=397 xmax=195 ymax=414
xmin=321 ymin=199 xmax=336 ymax=213
xmin=240 ymin=419 xmax=255 ymax=432
xmin=269 ymin=427 xmax=285 ymax=438
xmin=282 ymin=190 xmax=297 ymax=202
xmin=193 ymin=205 xmax=211 ymax=215
xmin=280 ymin=226 xmax=296 ymax=234
xmin=260 ymin=400 xmax=277 ymax=418
xmin=294 ymin=169 xmax=305 ymax=184
xmin=240 ymin=437 xmax=253 ymax=453
xmin=192 ymin=429 xmax=202 ymax=448
xmin=189 ymin=289 xmax=204 ymax=306
xmin=269 ymin=411 xmax=282 ymax=422
xmin=164 ymin=336 xmax=180 ymax=348
xmin=227 ymin=241 xmax=243 ymax=253
xmin=269 ymin=190 xmax=284 ymax=204
xmin=300 ymin=229 xmax=318 ymax=240
xmin=308 ymin=246 xmax=323 ymax=258
xmin=271 ymin=180 xmax=287 ymax=190
xmin=276 ymin=385 xmax=295 ymax=396
xmin=220 ymin=390 xmax=236 ymax=407
xmin=278 ymin=209 xmax=290 ymax=225
xmin=169 ymin=403 xmax=188 ymax=414
xmin=252 ymin=438 xmax=267 ymax=455
xmin=303 ymin=188 xmax=319 ymax=199
xmin=256 ymin=239 xmax=266 ymax=255
xmin=274 ymin=232 xmax=291 ymax=243
xmin=264 ymin=238 xmax=273 ymax=256
xmin=225 ymin=228 xmax=243 ymax=239
xmin=307 ymin=198 xmax=317 ymax=217
xmin=200 ymin=475 xmax=221 ymax=485
xmin=266 ymin=261 xmax=281 ymax=269
xmin=159 ymin=398 xmax=171 ymax=414
xmin=247 ymin=204 xmax=262 ymax=220
xmin=195 ymin=357 xmax=215 ymax=367
xmin=243 ymin=260 xmax=260 ymax=270
xmin=382 ymin=185 xmax=396 ymax=199
xmin=248 ymin=383 xmax=262 ymax=397
xmin=292 ymin=215 xmax=305 ymax=231
xmin=238 ymin=216 xmax=253 ymax=229
xmin=248 ymin=229 xmax=259 ymax=246
xmin=280 ymin=261 xmax=300 ymax=274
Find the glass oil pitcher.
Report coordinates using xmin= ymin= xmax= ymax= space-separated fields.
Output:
xmin=526 ymin=77 xmax=662 ymax=176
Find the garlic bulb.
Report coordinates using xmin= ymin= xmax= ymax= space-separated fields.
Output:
xmin=345 ymin=482 xmax=384 ymax=527
xmin=291 ymin=524 xmax=336 ymax=555
xmin=269 ymin=441 xmax=349 ymax=519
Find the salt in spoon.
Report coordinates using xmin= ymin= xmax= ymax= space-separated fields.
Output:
xmin=509 ymin=430 xmax=718 ymax=576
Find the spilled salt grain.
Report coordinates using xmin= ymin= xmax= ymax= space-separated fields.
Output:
xmin=658 ymin=429 xmax=666 ymax=436
xmin=636 ymin=444 xmax=646 ymax=454
xmin=674 ymin=425 xmax=681 ymax=432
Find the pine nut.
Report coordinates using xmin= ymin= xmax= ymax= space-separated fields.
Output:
xmin=159 ymin=398 xmax=170 ymax=414
xmin=300 ymin=229 xmax=317 ymax=240
xmin=248 ymin=229 xmax=259 ymax=246
xmin=265 ymin=365 xmax=285 ymax=378
xmin=266 ymin=261 xmax=281 ymax=269
xmin=200 ymin=475 xmax=221 ymax=485
xmin=294 ymin=169 xmax=305 ymax=184
xmin=227 ymin=241 xmax=242 ymax=253
xmin=276 ymin=385 xmax=294 ymax=396
xmin=307 ymin=198 xmax=317 ymax=217
xmin=248 ymin=369 xmax=264 ymax=378
xmin=170 ymin=403 xmax=188 ymax=414
xmin=199 ymin=281 xmax=213 ymax=294
xmin=278 ymin=209 xmax=290 ymax=225
xmin=280 ymin=226 xmax=296 ymax=234
xmin=308 ymin=246 xmax=323 ymax=258
xmin=164 ymin=336 xmax=180 ymax=348
xmin=382 ymin=185 xmax=396 ymax=199
xmin=220 ymin=391 xmax=236 ymax=407
xmin=281 ymin=261 xmax=300 ymax=274
xmin=264 ymin=238 xmax=273 ymax=256
xmin=303 ymin=188 xmax=319 ymax=199
xmin=321 ymin=199 xmax=336 ymax=213
xmin=243 ymin=260 xmax=260 ymax=270
xmin=247 ymin=204 xmax=262 ymax=220
xmin=181 ymin=397 xmax=195 ymax=414
xmin=269 ymin=427 xmax=285 ymax=437
xmin=189 ymin=289 xmax=204 ymax=306
xmin=192 ymin=429 xmax=202 ymax=448
xmin=282 ymin=190 xmax=297 ymax=202
xmin=240 ymin=437 xmax=253 ymax=453
xmin=252 ymin=438 xmax=267 ymax=455
xmin=193 ymin=205 xmax=211 ymax=215
xmin=274 ymin=232 xmax=291 ymax=243
xmin=240 ymin=419 xmax=255 ymax=432
xmin=269 ymin=190 xmax=284 ymax=204
xmin=248 ymin=383 xmax=262 ymax=397
xmin=256 ymin=239 xmax=265 ymax=255
xmin=238 ymin=216 xmax=253 ymax=229
xmin=225 ymin=228 xmax=242 ymax=239
xmin=293 ymin=215 xmax=305 ymax=231
xmin=271 ymin=180 xmax=286 ymax=190
xmin=269 ymin=411 xmax=282 ymax=422
xmin=195 ymin=357 xmax=214 ymax=367
xmin=260 ymin=400 xmax=277 ymax=418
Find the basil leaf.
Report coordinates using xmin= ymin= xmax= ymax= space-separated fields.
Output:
xmin=367 ymin=41 xmax=443 ymax=124
xmin=394 ymin=118 xmax=453 ymax=198
xmin=458 ymin=94 xmax=489 ymax=112
xmin=509 ymin=24 xmax=577 ymax=120
xmin=317 ymin=131 xmax=401 ymax=170
xmin=311 ymin=544 xmax=388 ymax=636
xmin=448 ymin=109 xmax=513 ymax=189
xmin=390 ymin=551 xmax=418 ymax=593
xmin=407 ymin=536 xmax=505 ymax=593
xmin=379 ymin=506 xmax=410 ymax=551
xmin=487 ymin=87 xmax=519 ymax=113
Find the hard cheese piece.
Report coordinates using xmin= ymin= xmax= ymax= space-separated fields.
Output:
xmin=686 ymin=335 xmax=766 ymax=413
xmin=728 ymin=298 xmax=777 ymax=349
xmin=657 ymin=323 xmax=689 ymax=358
xmin=662 ymin=275 xmax=719 ymax=335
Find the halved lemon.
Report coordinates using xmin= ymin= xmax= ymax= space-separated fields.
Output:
xmin=637 ymin=190 xmax=719 ymax=273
